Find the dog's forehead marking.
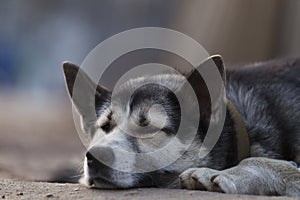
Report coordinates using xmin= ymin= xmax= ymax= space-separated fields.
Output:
xmin=130 ymin=104 xmax=168 ymax=130
xmin=102 ymin=73 xmax=185 ymax=124
xmin=148 ymin=104 xmax=168 ymax=127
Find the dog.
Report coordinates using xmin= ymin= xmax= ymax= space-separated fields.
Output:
xmin=62 ymin=55 xmax=300 ymax=197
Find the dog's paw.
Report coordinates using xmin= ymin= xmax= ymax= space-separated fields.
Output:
xmin=210 ymin=173 xmax=238 ymax=193
xmin=179 ymin=158 xmax=300 ymax=196
xmin=179 ymin=167 xmax=221 ymax=191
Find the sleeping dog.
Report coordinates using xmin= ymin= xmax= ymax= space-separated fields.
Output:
xmin=62 ymin=55 xmax=300 ymax=197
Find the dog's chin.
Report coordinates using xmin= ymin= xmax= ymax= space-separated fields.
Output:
xmin=79 ymin=177 xmax=129 ymax=189
xmin=92 ymin=178 xmax=120 ymax=189
xmin=80 ymin=176 xmax=120 ymax=189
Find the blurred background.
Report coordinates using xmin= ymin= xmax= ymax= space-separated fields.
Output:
xmin=0 ymin=0 xmax=300 ymax=181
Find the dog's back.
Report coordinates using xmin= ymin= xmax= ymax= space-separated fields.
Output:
xmin=226 ymin=57 xmax=300 ymax=162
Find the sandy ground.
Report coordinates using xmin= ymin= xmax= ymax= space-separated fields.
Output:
xmin=0 ymin=179 xmax=296 ymax=200
xmin=0 ymin=93 xmax=297 ymax=199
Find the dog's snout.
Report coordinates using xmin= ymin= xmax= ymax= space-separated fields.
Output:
xmin=86 ymin=147 xmax=115 ymax=172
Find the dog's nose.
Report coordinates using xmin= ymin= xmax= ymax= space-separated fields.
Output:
xmin=86 ymin=147 xmax=115 ymax=173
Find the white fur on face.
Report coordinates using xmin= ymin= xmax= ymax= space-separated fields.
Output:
xmin=79 ymin=157 xmax=90 ymax=186
xmin=82 ymin=126 xmax=138 ymax=188
xmin=82 ymin=108 xmax=191 ymax=187
xmin=95 ymin=108 xmax=112 ymax=128
xmin=80 ymin=74 xmax=201 ymax=187
xmin=81 ymin=103 xmax=205 ymax=188
xmin=135 ymin=134 xmax=189 ymax=171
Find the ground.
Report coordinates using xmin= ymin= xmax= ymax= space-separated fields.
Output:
xmin=0 ymin=179 xmax=296 ymax=200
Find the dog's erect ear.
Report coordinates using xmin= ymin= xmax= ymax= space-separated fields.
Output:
xmin=186 ymin=54 xmax=226 ymax=101
xmin=184 ymin=54 xmax=226 ymax=103
xmin=180 ymin=55 xmax=226 ymax=131
xmin=62 ymin=62 xmax=111 ymax=120
xmin=208 ymin=55 xmax=225 ymax=83
xmin=187 ymin=55 xmax=226 ymax=84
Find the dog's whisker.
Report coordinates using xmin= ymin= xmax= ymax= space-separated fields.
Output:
xmin=68 ymin=174 xmax=83 ymax=178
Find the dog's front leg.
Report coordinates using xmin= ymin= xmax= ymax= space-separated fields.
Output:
xmin=180 ymin=157 xmax=300 ymax=197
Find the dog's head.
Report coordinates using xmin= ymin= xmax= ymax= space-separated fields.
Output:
xmin=62 ymin=55 xmax=226 ymax=188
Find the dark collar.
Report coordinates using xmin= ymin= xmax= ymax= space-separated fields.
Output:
xmin=227 ymin=100 xmax=250 ymax=162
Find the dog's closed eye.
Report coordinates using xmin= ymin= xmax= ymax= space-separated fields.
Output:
xmin=96 ymin=111 xmax=116 ymax=133
xmin=100 ymin=122 xmax=112 ymax=133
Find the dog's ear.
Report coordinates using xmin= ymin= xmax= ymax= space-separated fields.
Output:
xmin=187 ymin=55 xmax=226 ymax=84
xmin=209 ymin=55 xmax=225 ymax=83
xmin=62 ymin=62 xmax=111 ymax=120
xmin=180 ymin=55 xmax=226 ymax=131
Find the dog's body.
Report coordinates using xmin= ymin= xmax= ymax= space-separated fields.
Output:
xmin=63 ymin=56 xmax=300 ymax=197
xmin=227 ymin=58 xmax=300 ymax=162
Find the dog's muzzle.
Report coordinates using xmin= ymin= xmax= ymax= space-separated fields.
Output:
xmin=86 ymin=146 xmax=115 ymax=173
xmin=85 ymin=146 xmax=117 ymax=186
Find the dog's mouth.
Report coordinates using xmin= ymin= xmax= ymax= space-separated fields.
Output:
xmin=80 ymin=174 xmax=120 ymax=189
xmin=87 ymin=177 xmax=120 ymax=189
